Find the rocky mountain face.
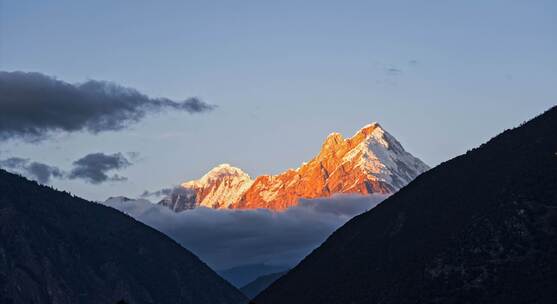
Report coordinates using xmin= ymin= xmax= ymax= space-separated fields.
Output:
xmin=160 ymin=123 xmax=429 ymax=211
xmin=0 ymin=169 xmax=248 ymax=304
xmin=254 ymin=107 xmax=557 ymax=304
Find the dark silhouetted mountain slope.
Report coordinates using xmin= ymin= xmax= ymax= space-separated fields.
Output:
xmin=255 ymin=106 xmax=557 ymax=304
xmin=219 ymin=264 xmax=289 ymax=288
xmin=0 ymin=169 xmax=247 ymax=304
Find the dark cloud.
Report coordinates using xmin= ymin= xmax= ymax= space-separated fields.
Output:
xmin=0 ymin=71 xmax=215 ymax=141
xmin=140 ymin=187 xmax=174 ymax=198
xmin=104 ymin=194 xmax=387 ymax=270
xmin=0 ymin=157 xmax=64 ymax=183
xmin=69 ymin=152 xmax=131 ymax=184
xmin=0 ymin=157 xmax=27 ymax=168
xmin=1 ymin=152 xmax=135 ymax=184
xmin=27 ymin=162 xmax=65 ymax=184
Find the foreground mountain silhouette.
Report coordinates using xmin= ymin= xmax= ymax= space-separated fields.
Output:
xmin=0 ymin=170 xmax=247 ymax=304
xmin=160 ymin=123 xmax=428 ymax=211
xmin=254 ymin=106 xmax=557 ymax=303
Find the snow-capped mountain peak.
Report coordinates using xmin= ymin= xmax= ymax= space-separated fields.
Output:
xmin=182 ymin=163 xmax=252 ymax=188
xmin=158 ymin=123 xmax=429 ymax=211
xmin=342 ymin=123 xmax=429 ymax=189
xmin=160 ymin=164 xmax=254 ymax=211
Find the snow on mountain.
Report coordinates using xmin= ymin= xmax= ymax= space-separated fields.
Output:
xmin=159 ymin=123 xmax=429 ymax=211
xmin=341 ymin=123 xmax=430 ymax=189
xmin=159 ymin=164 xmax=254 ymax=211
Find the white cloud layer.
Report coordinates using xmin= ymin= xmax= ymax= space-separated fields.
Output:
xmin=103 ymin=194 xmax=387 ymax=270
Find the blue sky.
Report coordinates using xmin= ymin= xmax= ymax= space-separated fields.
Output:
xmin=1 ymin=0 xmax=555 ymax=201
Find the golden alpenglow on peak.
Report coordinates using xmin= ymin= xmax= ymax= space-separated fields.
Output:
xmin=159 ymin=123 xmax=429 ymax=211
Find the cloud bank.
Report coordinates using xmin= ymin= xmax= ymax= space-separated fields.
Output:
xmin=0 ymin=71 xmax=215 ymax=141
xmin=103 ymin=194 xmax=387 ymax=270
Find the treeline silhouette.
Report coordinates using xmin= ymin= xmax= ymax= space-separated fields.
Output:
xmin=0 ymin=169 xmax=247 ymax=304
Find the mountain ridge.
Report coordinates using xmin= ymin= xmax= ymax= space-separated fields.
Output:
xmin=160 ymin=123 xmax=428 ymax=211
xmin=0 ymin=169 xmax=248 ymax=304
xmin=254 ymin=107 xmax=557 ymax=303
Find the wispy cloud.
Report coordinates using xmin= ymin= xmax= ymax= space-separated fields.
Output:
xmin=140 ymin=187 xmax=174 ymax=198
xmin=385 ymin=67 xmax=403 ymax=75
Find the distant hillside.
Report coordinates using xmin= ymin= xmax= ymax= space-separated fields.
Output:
xmin=0 ymin=169 xmax=247 ymax=304
xmin=219 ymin=264 xmax=289 ymax=288
xmin=255 ymin=107 xmax=557 ymax=304
xmin=240 ymin=272 xmax=286 ymax=299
